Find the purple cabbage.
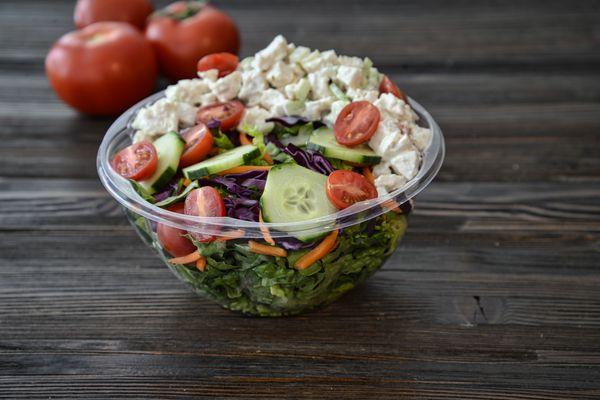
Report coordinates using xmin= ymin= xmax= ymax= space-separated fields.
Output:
xmin=266 ymin=135 xmax=334 ymax=175
xmin=266 ymin=115 xmax=310 ymax=127
xmin=223 ymin=196 xmax=260 ymax=221
xmin=153 ymin=176 xmax=182 ymax=202
xmin=206 ymin=118 xmax=221 ymax=129
xmin=226 ymin=169 xmax=269 ymax=180
xmin=283 ymin=143 xmax=334 ymax=175
xmin=198 ymin=170 xmax=268 ymax=222
xmin=241 ymin=178 xmax=266 ymax=191
xmin=278 ymin=237 xmax=318 ymax=250
xmin=225 ymin=130 xmax=241 ymax=146
xmin=199 ymin=176 xmax=253 ymax=198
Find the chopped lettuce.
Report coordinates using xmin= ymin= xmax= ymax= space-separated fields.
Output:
xmin=140 ymin=212 xmax=408 ymax=316
xmin=212 ymin=130 xmax=235 ymax=150
xmin=130 ymin=180 xmax=156 ymax=203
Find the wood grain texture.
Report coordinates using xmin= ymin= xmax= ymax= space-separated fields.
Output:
xmin=2 ymin=0 xmax=600 ymax=68
xmin=1 ymin=0 xmax=599 ymax=398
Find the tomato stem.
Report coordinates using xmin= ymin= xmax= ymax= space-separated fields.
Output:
xmin=154 ymin=1 xmax=207 ymax=21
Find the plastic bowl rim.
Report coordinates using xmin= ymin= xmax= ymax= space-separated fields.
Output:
xmin=97 ymin=90 xmax=445 ymax=239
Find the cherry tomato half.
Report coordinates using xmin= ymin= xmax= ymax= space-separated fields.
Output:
xmin=184 ymin=187 xmax=226 ymax=242
xmin=195 ymin=100 xmax=245 ymax=132
xmin=111 ymin=140 xmax=157 ymax=180
xmin=326 ymin=170 xmax=378 ymax=210
xmin=74 ymin=0 xmax=154 ymax=30
xmin=197 ymin=52 xmax=239 ymax=78
xmin=157 ymin=203 xmax=197 ymax=257
xmin=334 ymin=101 xmax=381 ymax=146
xmin=179 ymin=123 xmax=214 ymax=168
xmin=379 ymin=75 xmax=408 ymax=103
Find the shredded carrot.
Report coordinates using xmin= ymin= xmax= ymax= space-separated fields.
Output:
xmin=294 ymin=229 xmax=339 ymax=270
xmin=258 ymin=211 xmax=275 ymax=245
xmin=239 ymin=132 xmax=253 ymax=145
xmin=239 ymin=132 xmax=273 ymax=164
xmin=262 ymin=151 xmax=273 ymax=164
xmin=362 ymin=167 xmax=375 ymax=185
xmin=248 ymin=240 xmax=287 ymax=257
xmin=218 ymin=165 xmax=272 ymax=175
xmin=215 ymin=229 xmax=246 ymax=242
xmin=195 ymin=256 xmax=207 ymax=272
xmin=183 ymin=178 xmax=192 ymax=187
xmin=168 ymin=251 xmax=201 ymax=265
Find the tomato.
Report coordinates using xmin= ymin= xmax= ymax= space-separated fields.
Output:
xmin=111 ymin=141 xmax=157 ymax=180
xmin=326 ymin=170 xmax=378 ymax=210
xmin=195 ymin=100 xmax=244 ymax=132
xmin=179 ymin=123 xmax=214 ymax=168
xmin=334 ymin=101 xmax=381 ymax=146
xmin=146 ymin=2 xmax=240 ymax=81
xmin=157 ymin=203 xmax=197 ymax=257
xmin=197 ymin=52 xmax=239 ymax=78
xmin=184 ymin=187 xmax=226 ymax=242
xmin=45 ymin=22 xmax=157 ymax=116
xmin=379 ymin=75 xmax=408 ymax=103
xmin=74 ymin=0 xmax=154 ymax=30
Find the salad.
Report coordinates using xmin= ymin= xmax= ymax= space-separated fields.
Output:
xmin=107 ymin=35 xmax=435 ymax=316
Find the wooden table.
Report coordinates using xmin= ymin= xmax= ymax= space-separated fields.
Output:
xmin=1 ymin=1 xmax=599 ymax=398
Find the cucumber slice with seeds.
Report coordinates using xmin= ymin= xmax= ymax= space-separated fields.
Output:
xmin=183 ymin=145 xmax=260 ymax=179
xmin=260 ymin=163 xmax=337 ymax=242
xmin=307 ymin=127 xmax=381 ymax=165
xmin=137 ymin=131 xmax=185 ymax=194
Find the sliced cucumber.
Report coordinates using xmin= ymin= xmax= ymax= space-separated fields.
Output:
xmin=307 ymin=127 xmax=381 ymax=165
xmin=279 ymin=124 xmax=314 ymax=147
xmin=154 ymin=180 xmax=199 ymax=208
xmin=138 ymin=131 xmax=185 ymax=194
xmin=183 ymin=145 xmax=260 ymax=179
xmin=260 ymin=164 xmax=337 ymax=242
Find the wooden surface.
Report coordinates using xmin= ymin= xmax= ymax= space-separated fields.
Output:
xmin=1 ymin=0 xmax=600 ymax=398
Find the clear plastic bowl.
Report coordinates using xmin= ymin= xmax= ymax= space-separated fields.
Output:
xmin=97 ymin=91 xmax=444 ymax=316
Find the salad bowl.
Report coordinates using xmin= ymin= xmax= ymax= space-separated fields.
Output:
xmin=98 ymin=91 xmax=443 ymax=316
xmin=98 ymin=36 xmax=444 ymax=316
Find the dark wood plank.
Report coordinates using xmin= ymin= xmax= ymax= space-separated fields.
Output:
xmin=0 ymin=375 xmax=598 ymax=400
xmin=1 ymin=0 xmax=599 ymax=69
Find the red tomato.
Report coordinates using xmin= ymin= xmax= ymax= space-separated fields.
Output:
xmin=197 ymin=52 xmax=239 ymax=77
xmin=334 ymin=101 xmax=381 ymax=146
xmin=45 ymin=22 xmax=158 ymax=116
xmin=379 ymin=75 xmax=408 ymax=103
xmin=157 ymin=203 xmax=197 ymax=257
xmin=111 ymin=140 xmax=157 ymax=180
xmin=74 ymin=0 xmax=154 ymax=30
xmin=195 ymin=100 xmax=244 ymax=132
xmin=184 ymin=187 xmax=226 ymax=242
xmin=326 ymin=170 xmax=378 ymax=210
xmin=179 ymin=123 xmax=214 ymax=168
xmin=146 ymin=2 xmax=240 ymax=81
